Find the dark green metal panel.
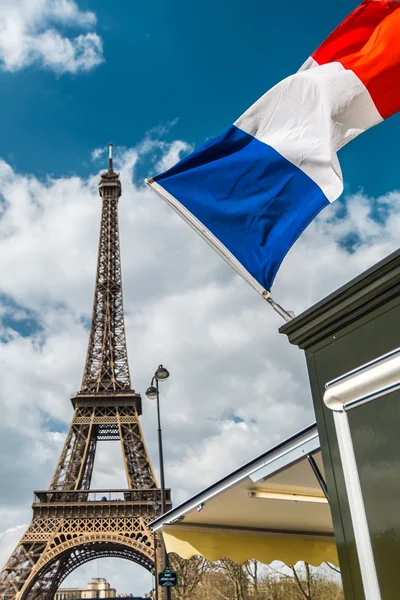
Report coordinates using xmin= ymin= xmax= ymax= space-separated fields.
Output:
xmin=280 ymin=249 xmax=400 ymax=599
xmin=348 ymin=390 xmax=400 ymax=600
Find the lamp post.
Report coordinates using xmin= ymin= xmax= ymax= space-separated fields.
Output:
xmin=146 ymin=365 xmax=171 ymax=600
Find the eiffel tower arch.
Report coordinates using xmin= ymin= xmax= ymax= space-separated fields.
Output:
xmin=0 ymin=145 xmax=171 ymax=599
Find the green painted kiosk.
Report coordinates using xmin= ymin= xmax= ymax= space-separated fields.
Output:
xmin=281 ymin=249 xmax=400 ymax=600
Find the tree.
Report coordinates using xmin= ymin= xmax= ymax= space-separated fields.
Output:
xmin=245 ymin=560 xmax=261 ymax=598
xmin=265 ymin=562 xmax=344 ymax=600
xmin=216 ymin=559 xmax=249 ymax=600
xmin=169 ymin=554 xmax=207 ymax=600
xmin=288 ymin=562 xmax=317 ymax=600
xmin=166 ymin=556 xmax=343 ymax=600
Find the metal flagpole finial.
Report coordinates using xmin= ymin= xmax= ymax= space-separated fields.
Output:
xmin=263 ymin=291 xmax=295 ymax=322
xmin=108 ymin=143 xmax=113 ymax=172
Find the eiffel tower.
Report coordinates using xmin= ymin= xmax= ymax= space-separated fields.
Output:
xmin=0 ymin=145 xmax=171 ymax=599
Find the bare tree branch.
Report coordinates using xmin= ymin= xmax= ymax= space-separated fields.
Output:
xmin=324 ymin=561 xmax=342 ymax=574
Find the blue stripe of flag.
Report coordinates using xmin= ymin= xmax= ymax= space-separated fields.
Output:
xmin=155 ymin=126 xmax=329 ymax=290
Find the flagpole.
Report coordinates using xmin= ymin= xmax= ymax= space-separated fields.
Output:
xmin=263 ymin=292 xmax=294 ymax=323
xmin=146 ymin=178 xmax=295 ymax=323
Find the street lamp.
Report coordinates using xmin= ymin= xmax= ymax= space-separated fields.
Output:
xmin=146 ymin=365 xmax=170 ymax=600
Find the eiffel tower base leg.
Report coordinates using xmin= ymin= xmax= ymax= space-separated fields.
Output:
xmin=0 ymin=515 xmax=156 ymax=599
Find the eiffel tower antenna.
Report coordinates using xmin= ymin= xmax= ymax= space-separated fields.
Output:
xmin=108 ymin=142 xmax=113 ymax=172
xmin=0 ymin=146 xmax=171 ymax=599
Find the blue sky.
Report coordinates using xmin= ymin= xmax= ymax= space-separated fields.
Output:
xmin=1 ymin=0 xmax=399 ymax=198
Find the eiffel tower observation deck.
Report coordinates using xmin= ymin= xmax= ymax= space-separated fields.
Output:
xmin=0 ymin=145 xmax=171 ymax=599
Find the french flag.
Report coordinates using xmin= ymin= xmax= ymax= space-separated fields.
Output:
xmin=148 ymin=0 xmax=400 ymax=295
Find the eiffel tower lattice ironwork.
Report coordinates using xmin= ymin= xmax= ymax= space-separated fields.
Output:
xmin=0 ymin=145 xmax=171 ymax=599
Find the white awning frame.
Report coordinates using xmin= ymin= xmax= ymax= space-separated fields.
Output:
xmin=151 ymin=423 xmax=321 ymax=532
xmin=150 ymin=423 xmax=338 ymax=566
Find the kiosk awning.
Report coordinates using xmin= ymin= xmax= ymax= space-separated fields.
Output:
xmin=151 ymin=424 xmax=338 ymax=566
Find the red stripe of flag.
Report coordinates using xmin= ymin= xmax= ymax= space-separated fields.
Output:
xmin=312 ymin=0 xmax=399 ymax=65
xmin=312 ymin=0 xmax=400 ymax=119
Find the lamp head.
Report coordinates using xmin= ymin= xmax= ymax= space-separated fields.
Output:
xmin=155 ymin=364 xmax=170 ymax=381
xmin=145 ymin=385 xmax=158 ymax=400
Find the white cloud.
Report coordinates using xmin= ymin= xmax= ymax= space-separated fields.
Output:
xmin=91 ymin=147 xmax=106 ymax=161
xmin=0 ymin=136 xmax=399 ymax=593
xmin=273 ymin=189 xmax=400 ymax=315
xmin=155 ymin=140 xmax=193 ymax=172
xmin=0 ymin=0 xmax=103 ymax=73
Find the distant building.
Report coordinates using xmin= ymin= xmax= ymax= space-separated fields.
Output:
xmin=82 ymin=578 xmax=116 ymax=598
xmin=54 ymin=577 xmax=151 ymax=600
xmin=55 ymin=578 xmax=116 ymax=600
xmin=54 ymin=588 xmax=81 ymax=600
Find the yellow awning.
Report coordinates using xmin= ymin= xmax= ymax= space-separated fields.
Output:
xmin=152 ymin=425 xmax=338 ymax=567
xmin=163 ymin=525 xmax=338 ymax=566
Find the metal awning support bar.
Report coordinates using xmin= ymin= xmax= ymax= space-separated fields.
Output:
xmin=307 ymin=454 xmax=329 ymax=501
